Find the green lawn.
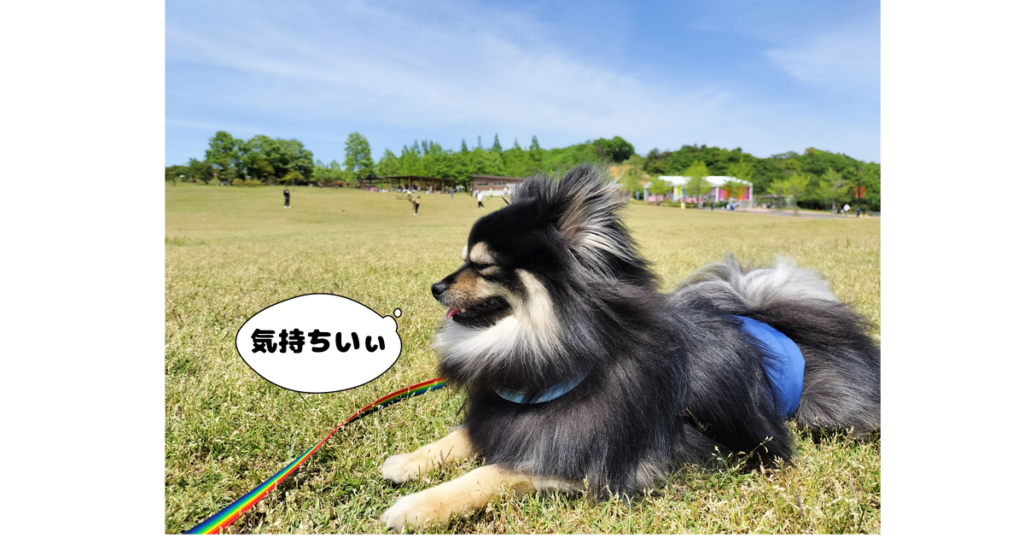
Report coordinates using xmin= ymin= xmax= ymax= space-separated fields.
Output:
xmin=165 ymin=183 xmax=880 ymax=533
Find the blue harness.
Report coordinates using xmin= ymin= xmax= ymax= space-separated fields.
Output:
xmin=732 ymin=315 xmax=805 ymax=418
xmin=495 ymin=317 xmax=805 ymax=418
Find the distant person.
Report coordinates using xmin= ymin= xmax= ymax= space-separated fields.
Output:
xmin=410 ymin=198 xmax=420 ymax=215
xmin=489 ymin=188 xmax=494 ymax=198
xmin=843 ymin=203 xmax=850 ymax=215
xmin=856 ymin=206 xmax=862 ymax=217
xmin=477 ymin=191 xmax=485 ymax=209
xmin=283 ymin=188 xmax=290 ymax=208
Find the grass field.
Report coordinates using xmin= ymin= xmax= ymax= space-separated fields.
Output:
xmin=165 ymin=182 xmax=881 ymax=534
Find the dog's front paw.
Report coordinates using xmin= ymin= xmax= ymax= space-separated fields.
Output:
xmin=381 ymin=453 xmax=425 ymax=484
xmin=381 ymin=490 xmax=446 ymax=532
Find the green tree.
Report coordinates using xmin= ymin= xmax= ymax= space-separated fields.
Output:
xmin=683 ymin=160 xmax=712 ymax=207
xmin=618 ymin=153 xmax=649 ymax=195
xmin=222 ymin=166 xmax=238 ymax=183
xmin=778 ymin=158 xmax=803 ymax=176
xmin=768 ymin=179 xmax=787 ymax=211
xmin=774 ymin=173 xmax=811 ymax=215
xmin=237 ymin=135 xmax=270 ymax=178
xmin=503 ymin=137 xmax=542 ymax=177
xmin=187 ymin=158 xmax=215 ymax=184
xmin=278 ymin=138 xmax=314 ymax=180
xmin=343 ymin=131 xmax=374 ymax=179
xmin=311 ymin=164 xmax=331 ymax=185
xmin=849 ymin=164 xmax=881 ymax=211
xmin=876 ymin=162 xmax=884 ymax=209
xmin=526 ymin=135 xmax=544 ymax=170
xmin=594 ymin=136 xmax=635 ymax=162
xmin=490 ymin=134 xmax=502 ymax=153
xmin=819 ymin=167 xmax=850 ymax=213
xmin=165 ymin=164 xmax=188 ymax=185
xmin=235 ymin=135 xmax=312 ymax=183
xmin=726 ymin=156 xmax=754 ymax=183
xmin=398 ymin=143 xmax=424 ymax=176
xmin=772 ymin=151 xmax=800 ymax=160
xmin=251 ymin=157 xmax=275 ymax=181
xmin=448 ymin=150 xmax=472 ymax=188
xmin=423 ymin=141 xmax=461 ymax=181
xmin=204 ymin=131 xmax=239 ymax=173
xmin=541 ymin=141 xmax=601 ymax=172
xmin=377 ymin=148 xmax=400 ymax=179
xmin=790 ymin=174 xmax=811 ymax=215
xmin=720 ymin=179 xmax=747 ymax=203
xmin=799 ymin=147 xmax=860 ymax=177
xmin=312 ymin=159 xmax=346 ymax=186
xmin=281 ymin=170 xmax=305 ymax=185
xmin=467 ymin=147 xmax=505 ymax=177
xmin=648 ymin=176 xmax=673 ymax=202
xmin=663 ymin=144 xmax=744 ymax=177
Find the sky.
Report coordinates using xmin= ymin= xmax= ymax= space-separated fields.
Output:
xmin=166 ymin=0 xmax=880 ymax=166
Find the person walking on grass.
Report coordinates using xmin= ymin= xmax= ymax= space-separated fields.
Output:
xmin=477 ymin=191 xmax=485 ymax=209
xmin=410 ymin=197 xmax=420 ymax=215
xmin=283 ymin=188 xmax=290 ymax=208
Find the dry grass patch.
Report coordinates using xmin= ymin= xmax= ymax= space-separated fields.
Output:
xmin=166 ymin=184 xmax=880 ymax=533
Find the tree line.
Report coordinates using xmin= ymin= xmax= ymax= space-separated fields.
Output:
xmin=167 ymin=131 xmax=880 ymax=210
xmin=617 ymin=144 xmax=880 ymax=211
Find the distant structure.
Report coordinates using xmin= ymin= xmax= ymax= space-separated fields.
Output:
xmin=376 ymin=175 xmax=457 ymax=192
xmin=469 ymin=175 xmax=526 ymax=193
xmin=657 ymin=176 xmax=754 ymax=206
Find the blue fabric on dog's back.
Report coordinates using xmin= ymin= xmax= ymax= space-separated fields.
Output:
xmin=732 ymin=316 xmax=805 ymax=418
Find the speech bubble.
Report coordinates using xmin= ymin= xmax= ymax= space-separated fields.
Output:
xmin=235 ymin=294 xmax=403 ymax=393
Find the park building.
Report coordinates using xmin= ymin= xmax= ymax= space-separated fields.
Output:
xmin=651 ymin=175 xmax=754 ymax=206
xmin=470 ymin=175 xmax=526 ymax=194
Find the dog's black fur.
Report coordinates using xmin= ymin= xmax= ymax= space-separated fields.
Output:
xmin=432 ymin=164 xmax=880 ymax=497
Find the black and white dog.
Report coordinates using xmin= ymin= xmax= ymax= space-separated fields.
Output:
xmin=381 ymin=164 xmax=880 ymax=531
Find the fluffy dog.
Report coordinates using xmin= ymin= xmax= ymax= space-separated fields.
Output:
xmin=380 ymin=164 xmax=880 ymax=531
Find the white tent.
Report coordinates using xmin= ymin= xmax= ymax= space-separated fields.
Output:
xmin=658 ymin=175 xmax=753 ymax=205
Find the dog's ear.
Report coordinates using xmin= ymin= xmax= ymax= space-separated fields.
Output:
xmin=552 ymin=165 xmax=633 ymax=268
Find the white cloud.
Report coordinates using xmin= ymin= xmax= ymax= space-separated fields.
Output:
xmin=166 ymin=118 xmax=265 ymax=134
xmin=765 ymin=26 xmax=880 ymax=91
xmin=167 ymin=0 xmax=879 ymax=161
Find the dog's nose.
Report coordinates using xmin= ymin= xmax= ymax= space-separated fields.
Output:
xmin=431 ymin=281 xmax=448 ymax=299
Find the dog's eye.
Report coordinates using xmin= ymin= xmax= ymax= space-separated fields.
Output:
xmin=475 ymin=263 xmax=499 ymax=275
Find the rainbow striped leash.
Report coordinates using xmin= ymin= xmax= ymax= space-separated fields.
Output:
xmin=185 ymin=377 xmax=449 ymax=534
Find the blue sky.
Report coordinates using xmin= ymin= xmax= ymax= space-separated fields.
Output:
xmin=166 ymin=0 xmax=880 ymax=166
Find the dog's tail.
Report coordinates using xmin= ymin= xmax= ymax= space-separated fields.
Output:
xmin=674 ymin=254 xmax=839 ymax=311
xmin=673 ymin=255 xmax=881 ymax=435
